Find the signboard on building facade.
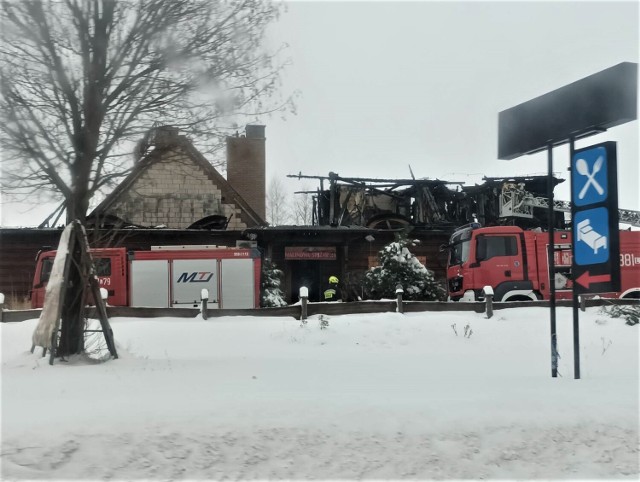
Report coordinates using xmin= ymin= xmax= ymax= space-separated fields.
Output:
xmin=285 ymin=246 xmax=337 ymax=260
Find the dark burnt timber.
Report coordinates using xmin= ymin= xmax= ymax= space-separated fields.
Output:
xmin=288 ymin=172 xmax=564 ymax=230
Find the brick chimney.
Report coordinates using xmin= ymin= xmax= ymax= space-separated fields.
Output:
xmin=153 ymin=125 xmax=180 ymax=147
xmin=226 ymin=125 xmax=266 ymax=220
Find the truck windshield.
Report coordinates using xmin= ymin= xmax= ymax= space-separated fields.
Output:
xmin=40 ymin=257 xmax=54 ymax=284
xmin=449 ymin=229 xmax=472 ymax=265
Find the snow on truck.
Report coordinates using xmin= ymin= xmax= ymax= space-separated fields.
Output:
xmin=446 ymin=224 xmax=640 ymax=302
xmin=30 ymin=245 xmax=261 ymax=309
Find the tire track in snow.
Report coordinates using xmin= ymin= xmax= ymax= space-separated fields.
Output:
xmin=2 ymin=423 xmax=638 ymax=480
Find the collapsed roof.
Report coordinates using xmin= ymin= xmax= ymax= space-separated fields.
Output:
xmin=289 ymin=172 xmax=565 ymax=230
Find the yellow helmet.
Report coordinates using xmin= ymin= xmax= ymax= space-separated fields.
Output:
xmin=329 ymin=276 xmax=339 ymax=284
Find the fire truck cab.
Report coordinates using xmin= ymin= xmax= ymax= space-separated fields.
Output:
xmin=31 ymin=248 xmax=128 ymax=308
xmin=446 ymin=224 xmax=640 ymax=302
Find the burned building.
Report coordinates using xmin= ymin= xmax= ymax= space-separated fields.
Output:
xmin=290 ymin=172 xmax=567 ymax=231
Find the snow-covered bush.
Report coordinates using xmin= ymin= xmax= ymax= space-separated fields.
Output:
xmin=601 ymin=304 xmax=639 ymax=326
xmin=260 ymin=258 xmax=287 ymax=307
xmin=363 ymin=234 xmax=446 ymax=301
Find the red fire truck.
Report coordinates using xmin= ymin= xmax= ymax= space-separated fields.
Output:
xmin=446 ymin=224 xmax=640 ymax=302
xmin=31 ymin=245 xmax=262 ymax=309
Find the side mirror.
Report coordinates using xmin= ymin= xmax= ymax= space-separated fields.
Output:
xmin=476 ymin=236 xmax=487 ymax=262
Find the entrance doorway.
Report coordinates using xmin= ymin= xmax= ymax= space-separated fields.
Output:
xmin=289 ymin=260 xmax=322 ymax=302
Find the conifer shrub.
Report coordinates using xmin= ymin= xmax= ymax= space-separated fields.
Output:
xmin=260 ymin=258 xmax=287 ymax=307
xmin=601 ymin=304 xmax=640 ymax=325
xmin=363 ymin=234 xmax=446 ymax=301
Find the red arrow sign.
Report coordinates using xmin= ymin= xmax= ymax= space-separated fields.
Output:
xmin=576 ymin=271 xmax=611 ymax=289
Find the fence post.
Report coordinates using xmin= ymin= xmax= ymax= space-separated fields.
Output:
xmin=483 ymin=286 xmax=494 ymax=319
xmin=396 ymin=284 xmax=404 ymax=314
xmin=579 ymin=295 xmax=586 ymax=312
xmin=300 ymin=286 xmax=308 ymax=322
xmin=0 ymin=293 xmax=4 ymax=323
xmin=200 ymin=289 xmax=209 ymax=320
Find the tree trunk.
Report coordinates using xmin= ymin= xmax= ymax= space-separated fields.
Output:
xmin=58 ymin=192 xmax=91 ymax=356
xmin=65 ymin=192 xmax=88 ymax=225
xmin=56 ymin=230 xmax=87 ymax=356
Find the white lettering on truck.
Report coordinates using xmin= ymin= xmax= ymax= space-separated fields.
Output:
xmin=620 ymin=253 xmax=640 ymax=267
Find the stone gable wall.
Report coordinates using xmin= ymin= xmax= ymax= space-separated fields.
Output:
xmin=109 ymin=148 xmax=247 ymax=229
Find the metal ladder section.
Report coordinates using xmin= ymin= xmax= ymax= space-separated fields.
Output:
xmin=499 ymin=184 xmax=640 ymax=227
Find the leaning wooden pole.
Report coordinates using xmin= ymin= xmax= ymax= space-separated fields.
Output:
xmin=76 ymin=222 xmax=118 ymax=359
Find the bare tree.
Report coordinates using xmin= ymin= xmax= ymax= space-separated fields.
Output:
xmin=0 ymin=0 xmax=291 ymax=355
xmin=266 ymin=176 xmax=291 ymax=225
xmin=1 ymin=0 xmax=291 ymax=222
xmin=293 ymin=185 xmax=313 ymax=225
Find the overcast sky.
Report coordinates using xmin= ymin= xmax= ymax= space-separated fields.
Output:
xmin=264 ymin=0 xmax=639 ymax=210
xmin=1 ymin=0 xmax=638 ymax=226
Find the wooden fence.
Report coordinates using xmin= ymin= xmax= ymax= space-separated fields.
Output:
xmin=2 ymin=298 xmax=638 ymax=323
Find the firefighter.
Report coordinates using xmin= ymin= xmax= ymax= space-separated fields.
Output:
xmin=323 ymin=275 xmax=341 ymax=302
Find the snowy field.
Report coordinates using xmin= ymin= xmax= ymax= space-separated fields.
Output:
xmin=1 ymin=306 xmax=638 ymax=480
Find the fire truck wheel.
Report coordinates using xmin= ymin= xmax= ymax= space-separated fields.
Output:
xmin=620 ymin=290 xmax=640 ymax=299
xmin=502 ymin=290 xmax=540 ymax=302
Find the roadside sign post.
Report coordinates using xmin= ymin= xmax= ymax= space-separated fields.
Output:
xmin=570 ymin=139 xmax=580 ymax=380
xmin=546 ymin=145 xmax=558 ymax=377
xmin=498 ymin=62 xmax=636 ymax=378
xmin=570 ymin=141 xmax=621 ymax=379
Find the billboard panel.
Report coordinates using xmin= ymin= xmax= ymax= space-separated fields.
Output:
xmin=498 ymin=62 xmax=637 ymax=160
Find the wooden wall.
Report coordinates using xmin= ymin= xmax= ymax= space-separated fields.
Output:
xmin=0 ymin=229 xmax=60 ymax=304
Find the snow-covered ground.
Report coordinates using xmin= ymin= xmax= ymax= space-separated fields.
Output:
xmin=1 ymin=306 xmax=638 ymax=480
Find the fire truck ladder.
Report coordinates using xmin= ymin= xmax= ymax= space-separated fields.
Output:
xmin=499 ymin=184 xmax=640 ymax=227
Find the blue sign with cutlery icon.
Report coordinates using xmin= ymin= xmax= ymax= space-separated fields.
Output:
xmin=572 ymin=146 xmax=608 ymax=206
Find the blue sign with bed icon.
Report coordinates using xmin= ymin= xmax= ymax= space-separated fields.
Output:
xmin=574 ymin=207 xmax=609 ymax=265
